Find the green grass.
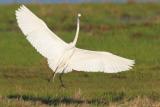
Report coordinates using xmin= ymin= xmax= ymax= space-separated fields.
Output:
xmin=0 ymin=4 xmax=160 ymax=106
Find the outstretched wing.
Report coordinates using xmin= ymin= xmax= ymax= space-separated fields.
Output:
xmin=68 ymin=48 xmax=135 ymax=73
xmin=16 ymin=5 xmax=68 ymax=59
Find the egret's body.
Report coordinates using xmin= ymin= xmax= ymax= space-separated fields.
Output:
xmin=16 ymin=5 xmax=135 ymax=86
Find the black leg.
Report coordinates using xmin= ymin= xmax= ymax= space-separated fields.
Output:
xmin=59 ymin=72 xmax=65 ymax=88
xmin=48 ymin=72 xmax=55 ymax=82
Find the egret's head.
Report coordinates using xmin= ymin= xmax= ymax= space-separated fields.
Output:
xmin=78 ymin=13 xmax=81 ymax=18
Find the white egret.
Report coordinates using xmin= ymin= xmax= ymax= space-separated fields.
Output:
xmin=16 ymin=5 xmax=135 ymax=87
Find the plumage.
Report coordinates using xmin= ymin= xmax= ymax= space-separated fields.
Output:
xmin=68 ymin=48 xmax=134 ymax=73
xmin=16 ymin=5 xmax=135 ymax=77
xmin=16 ymin=5 xmax=67 ymax=60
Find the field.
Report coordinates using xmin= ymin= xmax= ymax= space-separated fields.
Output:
xmin=0 ymin=4 xmax=160 ymax=107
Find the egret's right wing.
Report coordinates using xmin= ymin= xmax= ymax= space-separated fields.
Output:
xmin=16 ymin=5 xmax=68 ymax=59
xmin=68 ymin=48 xmax=135 ymax=73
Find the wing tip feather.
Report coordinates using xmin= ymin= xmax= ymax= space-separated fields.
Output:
xmin=15 ymin=4 xmax=28 ymax=16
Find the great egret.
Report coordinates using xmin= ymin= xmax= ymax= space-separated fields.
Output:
xmin=16 ymin=5 xmax=135 ymax=87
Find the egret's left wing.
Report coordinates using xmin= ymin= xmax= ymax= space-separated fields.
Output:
xmin=16 ymin=5 xmax=68 ymax=60
xmin=68 ymin=48 xmax=135 ymax=73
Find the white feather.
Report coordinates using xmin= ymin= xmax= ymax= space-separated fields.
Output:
xmin=15 ymin=5 xmax=68 ymax=60
xmin=68 ymin=48 xmax=135 ymax=73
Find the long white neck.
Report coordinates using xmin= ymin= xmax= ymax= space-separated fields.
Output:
xmin=72 ymin=13 xmax=81 ymax=46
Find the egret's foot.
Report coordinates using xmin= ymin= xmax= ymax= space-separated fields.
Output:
xmin=59 ymin=83 xmax=66 ymax=89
